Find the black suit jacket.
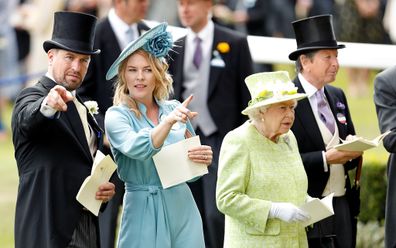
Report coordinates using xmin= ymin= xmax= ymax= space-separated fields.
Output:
xmin=168 ymin=24 xmax=253 ymax=138
xmin=291 ymin=77 xmax=359 ymax=197
xmin=12 ymin=77 xmax=103 ymax=248
xmin=373 ymin=65 xmax=396 ymax=248
xmin=78 ymin=18 xmax=149 ymax=129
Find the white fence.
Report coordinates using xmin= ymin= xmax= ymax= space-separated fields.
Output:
xmin=159 ymin=21 xmax=396 ymax=70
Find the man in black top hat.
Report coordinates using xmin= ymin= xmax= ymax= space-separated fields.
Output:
xmin=12 ymin=11 xmax=115 ymax=248
xmin=289 ymin=14 xmax=363 ymax=248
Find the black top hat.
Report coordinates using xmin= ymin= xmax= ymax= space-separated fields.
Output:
xmin=43 ymin=11 xmax=100 ymax=55
xmin=288 ymin=14 xmax=344 ymax=61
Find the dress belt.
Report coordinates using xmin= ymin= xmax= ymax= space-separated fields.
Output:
xmin=125 ymin=184 xmax=163 ymax=193
xmin=124 ymin=184 xmax=170 ymax=248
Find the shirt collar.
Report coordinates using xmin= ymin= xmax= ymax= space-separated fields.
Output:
xmin=298 ymin=73 xmax=323 ymax=99
xmin=136 ymin=98 xmax=163 ymax=116
xmin=108 ymin=8 xmax=138 ymax=38
xmin=186 ymin=20 xmax=214 ymax=43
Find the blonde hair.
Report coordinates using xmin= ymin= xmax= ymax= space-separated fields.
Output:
xmin=113 ymin=49 xmax=173 ymax=118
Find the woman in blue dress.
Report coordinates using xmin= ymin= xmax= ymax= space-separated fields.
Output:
xmin=104 ymin=23 xmax=212 ymax=248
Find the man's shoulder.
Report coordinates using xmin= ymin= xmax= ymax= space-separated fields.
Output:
xmin=96 ymin=17 xmax=111 ymax=31
xmin=375 ymin=65 xmax=396 ymax=82
xmin=325 ymin=84 xmax=345 ymax=96
xmin=214 ymin=24 xmax=247 ymax=41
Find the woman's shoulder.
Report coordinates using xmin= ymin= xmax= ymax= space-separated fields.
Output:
xmin=159 ymin=99 xmax=181 ymax=111
xmin=107 ymin=104 xmax=129 ymax=114
xmin=223 ymin=121 xmax=252 ymax=141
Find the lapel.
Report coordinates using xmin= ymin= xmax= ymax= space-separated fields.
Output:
xmin=172 ymin=37 xmax=187 ymax=99
xmin=294 ymin=78 xmax=326 ymax=149
xmin=102 ymin=18 xmax=122 ymax=57
xmin=75 ymin=94 xmax=104 ymax=154
xmin=39 ymin=77 xmax=96 ymax=161
xmin=324 ymin=86 xmax=347 ymax=139
xmin=66 ymin=100 xmax=93 ymax=160
xmin=208 ymin=25 xmax=223 ymax=98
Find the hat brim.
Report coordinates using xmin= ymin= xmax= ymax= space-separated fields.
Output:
xmin=105 ymin=23 xmax=167 ymax=80
xmin=43 ymin=40 xmax=100 ymax=55
xmin=288 ymin=44 xmax=345 ymax=61
xmin=242 ymin=93 xmax=307 ymax=115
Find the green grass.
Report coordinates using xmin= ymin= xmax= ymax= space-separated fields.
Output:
xmin=0 ymin=66 xmax=389 ymax=247
xmin=0 ymin=102 xmax=18 ymax=248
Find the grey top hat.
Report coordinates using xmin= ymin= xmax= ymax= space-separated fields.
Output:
xmin=288 ymin=14 xmax=344 ymax=61
xmin=43 ymin=11 xmax=100 ymax=55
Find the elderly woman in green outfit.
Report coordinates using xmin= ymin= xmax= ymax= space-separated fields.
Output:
xmin=216 ymin=71 xmax=311 ymax=247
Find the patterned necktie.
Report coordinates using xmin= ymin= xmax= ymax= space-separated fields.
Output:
xmin=192 ymin=36 xmax=202 ymax=69
xmin=315 ymin=90 xmax=335 ymax=134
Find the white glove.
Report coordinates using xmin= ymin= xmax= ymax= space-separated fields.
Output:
xmin=269 ymin=202 xmax=310 ymax=223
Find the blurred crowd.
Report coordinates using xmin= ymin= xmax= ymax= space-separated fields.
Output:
xmin=0 ymin=0 xmax=394 ymax=129
xmin=2 ymin=0 xmax=396 ymax=247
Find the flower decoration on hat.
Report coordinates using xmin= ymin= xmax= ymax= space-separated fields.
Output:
xmin=84 ymin=101 xmax=99 ymax=115
xmin=248 ymin=80 xmax=298 ymax=107
xmin=217 ymin=42 xmax=230 ymax=53
xmin=143 ymin=30 xmax=173 ymax=58
xmin=242 ymin=71 xmax=306 ymax=115
xmin=106 ymin=22 xmax=173 ymax=80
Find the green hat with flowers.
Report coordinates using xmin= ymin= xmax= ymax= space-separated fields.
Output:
xmin=242 ymin=71 xmax=307 ymax=115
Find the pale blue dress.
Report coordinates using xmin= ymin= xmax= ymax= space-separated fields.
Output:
xmin=105 ymin=99 xmax=205 ymax=248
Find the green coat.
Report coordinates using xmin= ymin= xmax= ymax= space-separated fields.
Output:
xmin=216 ymin=121 xmax=308 ymax=248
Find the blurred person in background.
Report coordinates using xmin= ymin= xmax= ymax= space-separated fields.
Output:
xmin=65 ymin=0 xmax=99 ymax=16
xmin=77 ymin=0 xmax=149 ymax=247
xmin=12 ymin=0 xmax=65 ymax=86
xmin=147 ymin=0 xmax=180 ymax=26
xmin=0 ymin=0 xmax=19 ymax=140
xmin=289 ymin=14 xmax=363 ymax=247
xmin=216 ymin=71 xmax=310 ymax=247
xmin=337 ymin=0 xmax=390 ymax=98
xmin=383 ymin=0 xmax=396 ymax=44
xmin=212 ymin=0 xmax=273 ymax=73
xmin=168 ymin=0 xmax=254 ymax=247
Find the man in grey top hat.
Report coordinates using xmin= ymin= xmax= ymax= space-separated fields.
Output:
xmin=12 ymin=11 xmax=115 ymax=248
xmin=289 ymin=14 xmax=363 ymax=248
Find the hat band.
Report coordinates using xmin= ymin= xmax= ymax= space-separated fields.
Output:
xmin=248 ymin=89 xmax=298 ymax=107
xmin=298 ymin=39 xmax=339 ymax=49
xmin=52 ymin=38 xmax=94 ymax=51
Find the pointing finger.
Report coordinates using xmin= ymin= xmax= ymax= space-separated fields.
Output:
xmin=181 ymin=94 xmax=194 ymax=108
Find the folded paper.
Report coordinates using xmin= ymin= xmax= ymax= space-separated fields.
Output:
xmin=76 ymin=150 xmax=117 ymax=216
xmin=153 ymin=135 xmax=208 ymax=189
xmin=300 ymin=193 xmax=335 ymax=227
xmin=333 ymin=130 xmax=391 ymax=152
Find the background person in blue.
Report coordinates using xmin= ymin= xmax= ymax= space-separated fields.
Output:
xmin=104 ymin=23 xmax=212 ymax=248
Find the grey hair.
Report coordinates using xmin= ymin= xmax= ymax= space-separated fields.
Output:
xmin=247 ymin=99 xmax=299 ymax=121
xmin=247 ymin=105 xmax=269 ymax=121
xmin=295 ymin=50 xmax=317 ymax=73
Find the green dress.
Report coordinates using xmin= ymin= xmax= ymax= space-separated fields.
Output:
xmin=216 ymin=121 xmax=309 ymax=248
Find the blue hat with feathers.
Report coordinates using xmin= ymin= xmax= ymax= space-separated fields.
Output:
xmin=106 ymin=22 xmax=173 ymax=80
